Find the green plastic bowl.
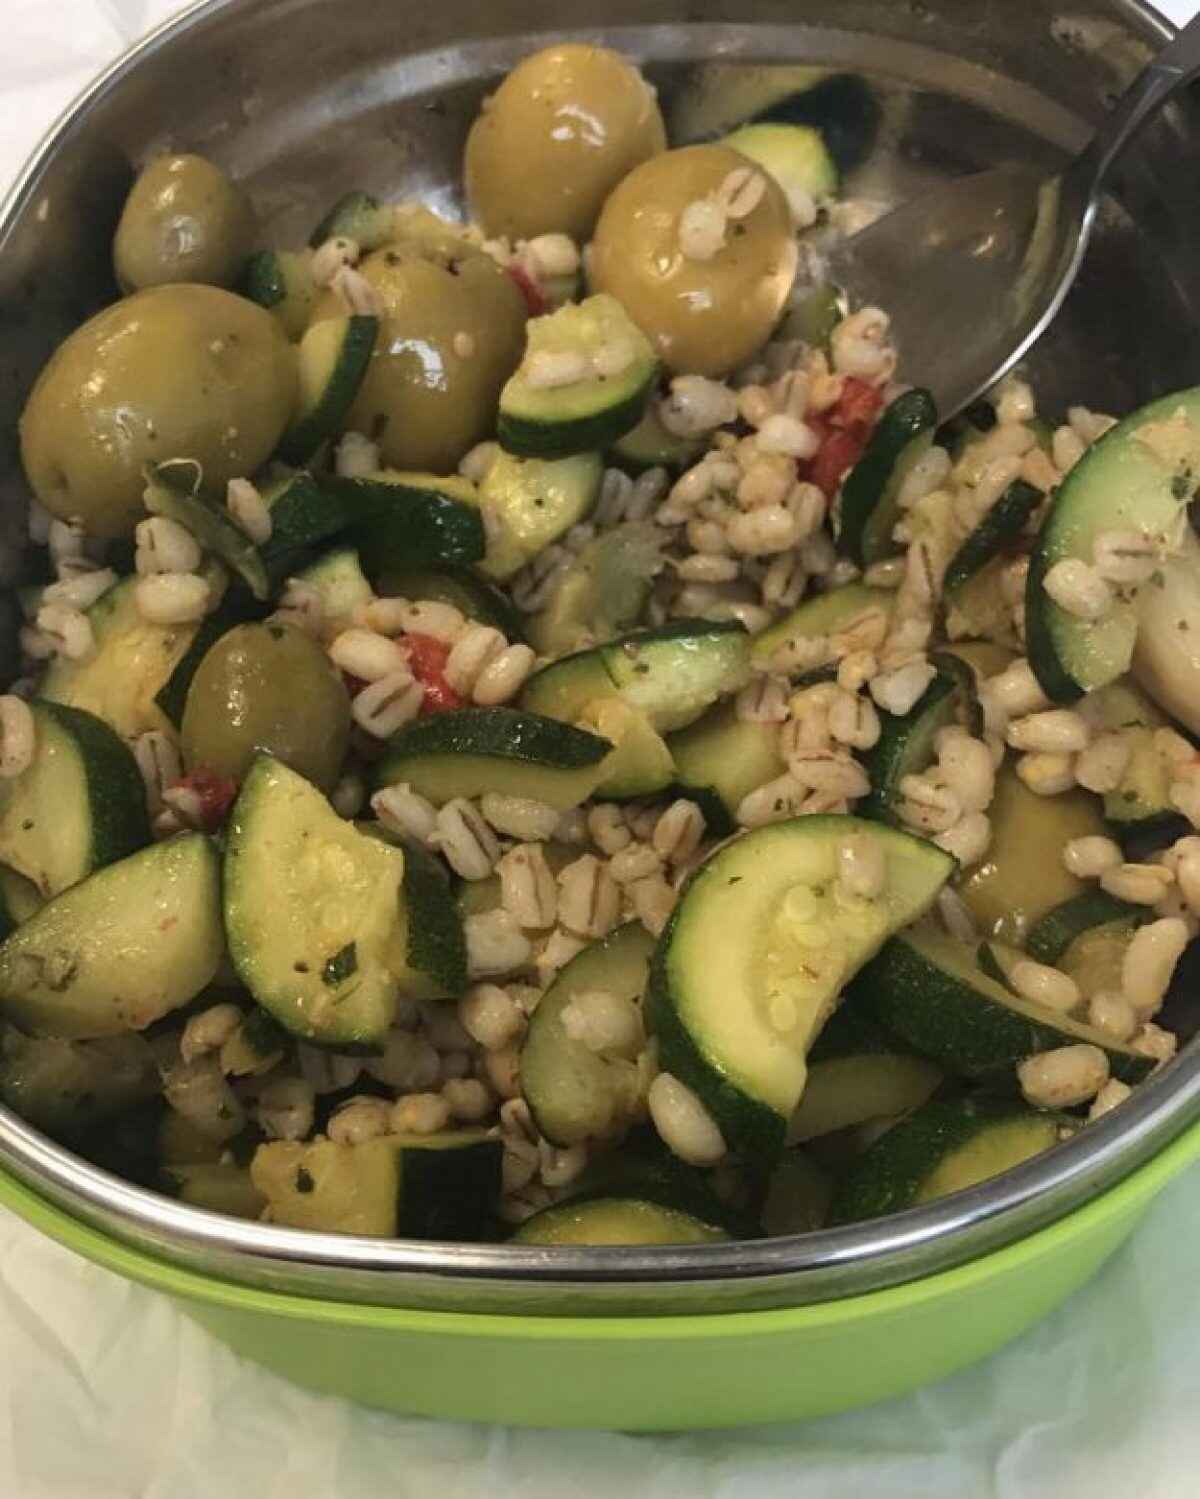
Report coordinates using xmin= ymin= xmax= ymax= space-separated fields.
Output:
xmin=3 ymin=1122 xmax=1198 ymax=1429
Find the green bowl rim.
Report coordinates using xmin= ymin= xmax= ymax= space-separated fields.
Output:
xmin=3 ymin=1114 xmax=1198 ymax=1340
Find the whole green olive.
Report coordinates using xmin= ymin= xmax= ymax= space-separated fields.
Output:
xmin=114 ymin=154 xmax=255 ymax=292
xmin=309 ymin=242 xmax=525 ymax=473
xmin=589 ymin=144 xmax=799 ymax=378
xmin=180 ymin=622 xmax=350 ymax=791
xmin=19 ymin=284 xmax=297 ymax=538
xmin=464 ymin=44 xmax=666 ymax=242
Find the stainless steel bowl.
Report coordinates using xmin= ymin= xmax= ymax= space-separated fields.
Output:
xmin=2 ymin=0 xmax=1199 ymax=1318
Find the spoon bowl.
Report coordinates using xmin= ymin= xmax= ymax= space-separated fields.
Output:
xmin=827 ymin=14 xmax=1200 ymax=416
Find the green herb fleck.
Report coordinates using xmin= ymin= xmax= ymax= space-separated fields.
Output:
xmin=323 ymin=942 xmax=358 ymax=987
xmin=295 ymin=1167 xmax=315 ymax=1194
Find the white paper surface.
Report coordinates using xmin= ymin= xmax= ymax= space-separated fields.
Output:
xmin=3 ymin=1 xmax=1200 ymax=1490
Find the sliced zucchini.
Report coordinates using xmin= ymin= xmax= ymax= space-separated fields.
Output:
xmin=373 ymin=564 xmax=523 ymax=641
xmin=1055 ymin=918 xmax=1142 ymax=1000
xmin=835 ymin=389 xmax=938 ymax=568
xmin=292 ymin=546 xmax=374 ymax=639
xmin=0 ymin=701 xmax=149 ymax=898
xmin=860 ymin=655 xmax=981 ymax=826
xmin=511 ymin=1197 xmax=727 ymax=1245
xmin=1132 ymin=526 xmax=1200 ymax=737
xmin=158 ymin=1107 xmax=229 ymax=1167
xmin=722 ymin=122 xmax=839 ymax=209
xmin=753 ymin=71 xmax=882 ymax=174
xmin=849 ymin=923 xmax=1154 ymax=1085
xmin=0 ymin=1028 xmax=158 ymax=1136
xmin=41 ymin=576 xmax=200 ymax=741
xmin=164 ymin=1162 xmax=267 ymax=1220
xmin=761 ymin=1148 xmax=833 ymax=1234
xmin=225 ymin=755 xmax=410 ymax=1048
xmin=1025 ymin=890 xmax=1142 ymax=965
xmin=309 ymin=190 xmax=394 ymax=251
xmin=666 ymin=698 xmax=786 ymax=836
xmin=250 ymin=1129 xmax=502 ymax=1238
xmin=152 ymin=590 xmax=263 ymax=729
xmin=668 ymin=61 xmax=830 ymax=143
xmin=527 ymin=522 xmax=664 ymax=658
xmin=0 ymin=866 xmax=44 ymax=936
xmin=957 ymin=763 xmax=1107 ymax=945
xmin=1026 ymin=388 xmax=1200 ymax=702
xmin=522 ymin=620 xmax=751 ymax=735
xmin=830 ymin=1097 xmax=1071 ymax=1223
xmin=277 ymin=314 xmax=378 ymax=466
xmin=498 ymin=294 xmax=657 ymax=459
xmin=0 ymin=833 xmax=223 ymax=1039
xmin=330 ymin=471 xmax=486 ymax=573
xmin=940 ymin=638 xmax=1016 ymax=683
xmin=750 ymin=582 xmax=896 ymax=671
xmin=143 ymin=460 xmax=270 ymax=601
xmin=257 ymin=467 xmax=352 ymax=581
xmin=609 ymin=403 xmax=703 ymax=474
xmin=647 ymin=816 xmax=955 ymax=1159
xmin=363 ymin=827 xmax=467 ymax=1000
xmin=477 ymin=450 xmax=602 ymax=582
xmin=574 ymin=698 xmax=675 ymax=801
xmin=942 ymin=479 xmax=1041 ymax=599
xmin=372 ymin=707 xmax=614 ymax=811
xmin=241 ymin=249 xmax=318 ymax=340
xmin=521 ymin=922 xmax=655 ymax=1146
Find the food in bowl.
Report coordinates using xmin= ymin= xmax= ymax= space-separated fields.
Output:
xmin=1 ymin=46 xmax=1195 ymax=1248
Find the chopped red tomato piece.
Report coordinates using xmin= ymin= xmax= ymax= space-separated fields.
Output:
xmin=405 ymin=633 xmax=465 ymax=714
xmin=168 ymin=768 xmax=237 ymax=831
xmin=507 ymin=263 xmax=545 ymax=318
xmin=805 ymin=377 xmax=886 ymax=499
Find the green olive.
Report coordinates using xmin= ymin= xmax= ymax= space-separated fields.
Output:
xmin=114 ymin=154 xmax=254 ymax=291
xmin=464 ymin=44 xmax=666 ymax=242
xmin=589 ymin=144 xmax=799 ymax=377
xmin=180 ymin=622 xmax=350 ymax=791
xmin=309 ymin=242 xmax=525 ymax=473
xmin=19 ymin=285 xmax=297 ymax=538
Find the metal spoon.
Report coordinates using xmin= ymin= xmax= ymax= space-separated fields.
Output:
xmin=825 ymin=13 xmax=1200 ymax=417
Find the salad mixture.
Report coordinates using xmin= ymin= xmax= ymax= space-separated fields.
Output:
xmin=3 ymin=46 xmax=1197 ymax=1247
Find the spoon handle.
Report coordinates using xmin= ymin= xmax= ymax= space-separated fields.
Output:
xmin=1070 ymin=12 xmax=1200 ymax=194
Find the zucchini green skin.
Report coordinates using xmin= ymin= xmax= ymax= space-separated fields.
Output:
xmin=836 ymin=388 xmax=938 ymax=568
xmin=755 ymin=72 xmax=882 ymax=174
xmin=378 ymin=707 xmax=613 ymax=773
xmin=41 ymin=699 xmax=151 ymax=871
xmin=860 ymin=672 xmax=959 ymax=827
xmin=849 ymin=928 xmax=1154 ymax=1086
xmin=144 ymin=462 xmax=271 ymax=601
xmin=309 ymin=190 xmax=392 ymax=250
xmin=648 ymin=918 xmax=790 ymax=1162
xmin=400 ymin=1136 xmax=503 ymax=1240
xmin=942 ymin=480 xmax=1042 ymax=598
xmin=1024 ymin=890 xmax=1144 ymax=965
xmin=1024 ymin=539 xmax=1085 ymax=703
xmin=859 ymin=654 xmax=980 ymax=824
xmin=806 ymin=1002 xmax=907 ymax=1063
xmin=242 ymin=250 xmax=287 ymax=308
xmin=400 ymin=837 xmax=467 ymax=999
xmin=277 ymin=314 xmax=379 ymax=466
xmin=327 ymin=475 xmax=486 ymax=571
xmin=373 ymin=564 xmax=524 ymax=641
xmin=498 ymin=373 xmax=656 ymax=460
xmin=609 ymin=405 xmax=703 ymax=474
xmin=829 ymin=1097 xmax=1065 ymax=1224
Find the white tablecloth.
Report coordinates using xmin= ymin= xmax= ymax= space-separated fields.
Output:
xmin=4 ymin=2 xmax=1200 ymax=1492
